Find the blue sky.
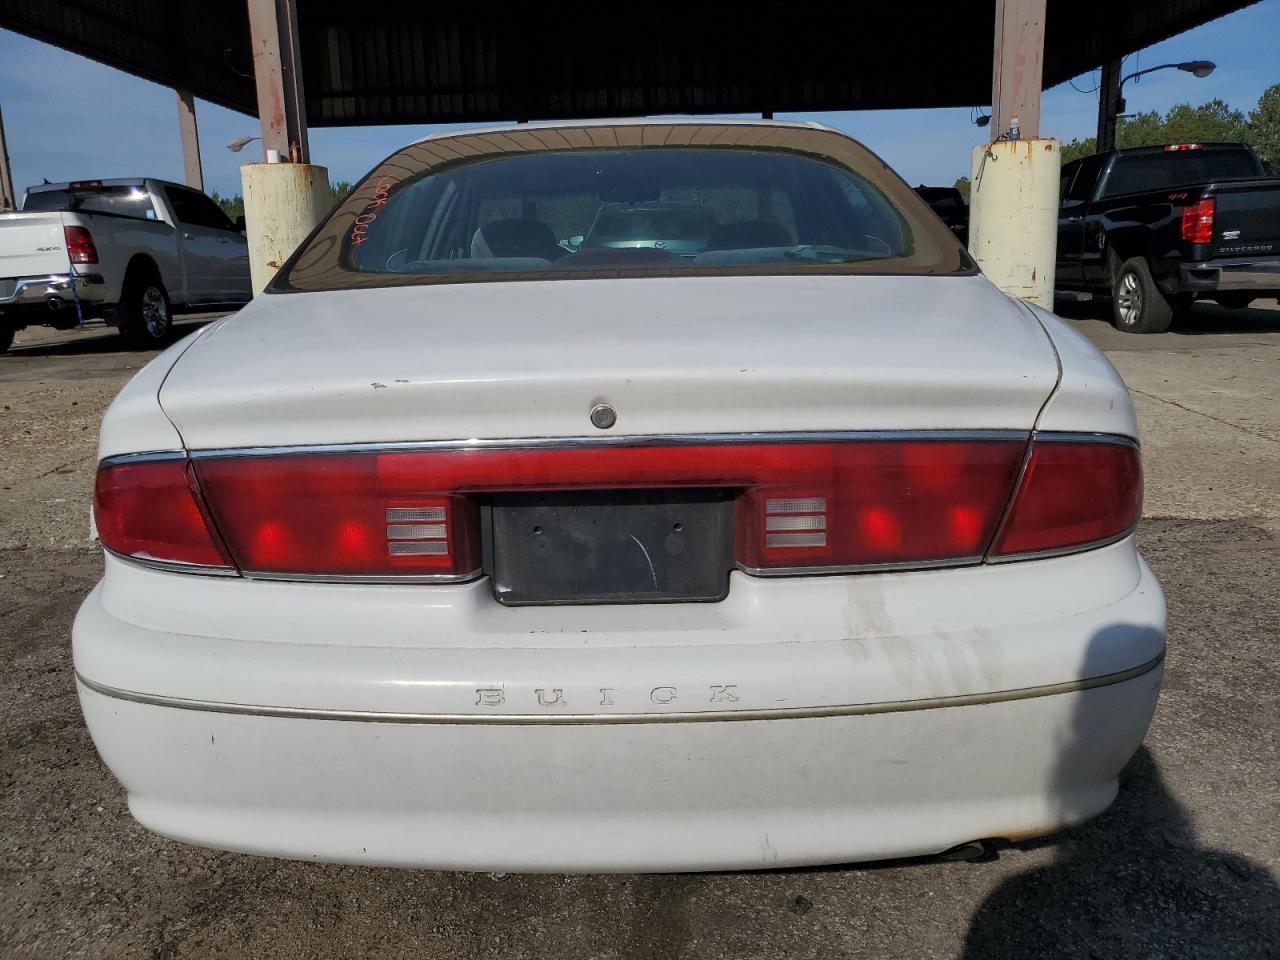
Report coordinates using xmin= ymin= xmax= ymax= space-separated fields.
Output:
xmin=2 ymin=1 xmax=1277 ymax=200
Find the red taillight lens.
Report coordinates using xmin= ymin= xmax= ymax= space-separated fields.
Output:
xmin=991 ymin=440 xmax=1141 ymax=558
xmin=194 ymin=455 xmax=481 ymax=577
xmin=734 ymin=441 xmax=1025 ymax=569
xmin=193 ymin=441 xmax=1025 ymax=577
xmin=104 ymin=437 xmax=1139 ymax=580
xmin=94 ymin=459 xmax=231 ymax=567
xmin=1180 ymin=197 xmax=1215 ymax=244
xmin=64 ymin=225 xmax=98 ymax=264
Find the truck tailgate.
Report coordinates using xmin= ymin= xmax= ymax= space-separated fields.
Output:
xmin=1212 ymin=178 xmax=1280 ymax=257
xmin=0 ymin=212 xmax=72 ymax=280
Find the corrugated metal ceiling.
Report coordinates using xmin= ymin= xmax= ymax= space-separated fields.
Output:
xmin=0 ymin=0 xmax=1257 ymax=125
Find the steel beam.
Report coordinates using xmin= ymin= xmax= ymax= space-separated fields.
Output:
xmin=176 ymin=89 xmax=204 ymax=191
xmin=245 ymin=0 xmax=309 ymax=162
xmin=990 ymin=0 xmax=1046 ymax=140
xmin=0 ymin=105 xmax=15 ymax=212
xmin=1096 ymin=58 xmax=1122 ymax=153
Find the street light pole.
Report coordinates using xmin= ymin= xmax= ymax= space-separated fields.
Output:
xmin=1096 ymin=59 xmax=1122 ymax=154
xmin=1095 ymin=59 xmax=1216 ymax=154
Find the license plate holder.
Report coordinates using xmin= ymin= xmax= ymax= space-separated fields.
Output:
xmin=489 ymin=490 xmax=734 ymax=605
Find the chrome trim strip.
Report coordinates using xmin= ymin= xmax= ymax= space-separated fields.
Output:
xmin=75 ymin=653 xmax=1164 ymax=726
xmin=985 ymin=527 xmax=1136 ymax=565
xmin=97 ymin=450 xmax=187 ymax=469
xmin=735 ymin=555 xmax=984 ymax=577
xmin=105 ymin=548 xmax=239 ymax=578
xmin=1033 ymin=431 xmax=1139 ymax=449
xmin=187 ymin=429 xmax=1031 ymax=460
xmin=100 ymin=432 xmax=1135 ymax=467
xmin=240 ymin=568 xmax=484 ymax=585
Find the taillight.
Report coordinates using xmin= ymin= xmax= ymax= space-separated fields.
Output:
xmin=94 ymin=458 xmax=231 ymax=568
xmin=734 ymin=441 xmax=1025 ymax=570
xmin=194 ymin=454 xmax=482 ymax=578
xmin=991 ymin=439 xmax=1141 ymax=558
xmin=64 ymin=225 xmax=98 ymax=264
xmin=100 ymin=435 xmax=1139 ymax=581
xmin=1180 ymin=197 xmax=1215 ymax=244
xmin=192 ymin=440 xmax=1025 ymax=578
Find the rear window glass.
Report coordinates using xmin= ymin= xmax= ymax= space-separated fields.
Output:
xmin=23 ymin=185 xmax=157 ymax=220
xmin=279 ymin=125 xmax=966 ymax=292
xmin=1100 ymin=147 xmax=1263 ymax=197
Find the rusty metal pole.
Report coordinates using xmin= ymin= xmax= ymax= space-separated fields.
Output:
xmin=245 ymin=0 xmax=309 ymax=162
xmin=1096 ymin=58 xmax=1121 ymax=153
xmin=175 ymin=89 xmax=204 ymax=191
xmin=0 ymin=104 xmax=16 ymax=212
xmin=990 ymin=0 xmax=1045 ymax=140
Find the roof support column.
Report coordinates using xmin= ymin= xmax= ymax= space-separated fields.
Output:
xmin=0 ymin=105 xmax=16 ymax=212
xmin=968 ymin=0 xmax=1059 ymax=306
xmin=241 ymin=0 xmax=327 ymax=296
xmin=245 ymin=0 xmax=309 ymax=163
xmin=990 ymin=0 xmax=1045 ymax=140
xmin=175 ymin=89 xmax=203 ymax=191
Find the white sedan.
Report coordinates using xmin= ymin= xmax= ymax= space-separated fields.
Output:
xmin=75 ymin=119 xmax=1163 ymax=873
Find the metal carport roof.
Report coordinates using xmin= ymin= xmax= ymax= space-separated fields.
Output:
xmin=0 ymin=0 xmax=1258 ymax=125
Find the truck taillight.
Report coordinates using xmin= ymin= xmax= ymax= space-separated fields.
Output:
xmin=94 ymin=458 xmax=232 ymax=569
xmin=1180 ymin=197 xmax=1215 ymax=244
xmin=97 ymin=436 xmax=1140 ymax=580
xmin=63 ymin=225 xmax=98 ymax=264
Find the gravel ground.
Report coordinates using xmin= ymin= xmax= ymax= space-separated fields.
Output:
xmin=1 ymin=303 xmax=1278 ymax=959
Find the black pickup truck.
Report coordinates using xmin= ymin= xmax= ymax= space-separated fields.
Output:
xmin=1056 ymin=142 xmax=1280 ymax=332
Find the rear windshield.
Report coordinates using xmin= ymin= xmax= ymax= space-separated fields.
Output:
xmin=1100 ymin=147 xmax=1263 ymax=197
xmin=279 ymin=125 xmax=966 ymax=292
xmin=23 ymin=185 xmax=157 ymax=220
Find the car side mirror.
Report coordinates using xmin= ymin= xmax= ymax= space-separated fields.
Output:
xmin=566 ymin=235 xmax=584 ymax=251
xmin=233 ymin=215 xmax=246 ymax=234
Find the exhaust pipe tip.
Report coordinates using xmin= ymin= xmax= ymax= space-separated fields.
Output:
xmin=47 ymin=296 xmax=64 ymax=312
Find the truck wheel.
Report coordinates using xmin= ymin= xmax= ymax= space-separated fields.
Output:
xmin=118 ymin=270 xmax=173 ymax=347
xmin=0 ymin=326 xmax=13 ymax=354
xmin=1111 ymin=257 xmax=1174 ymax=334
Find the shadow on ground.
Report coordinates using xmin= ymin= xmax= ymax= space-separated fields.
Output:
xmin=964 ymin=557 xmax=1280 ymax=958
xmin=2 ymin=318 xmax=215 ymax=359
xmin=1055 ymin=296 xmax=1280 ymax=335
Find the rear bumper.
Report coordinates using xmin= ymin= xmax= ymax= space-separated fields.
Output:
xmin=74 ymin=539 xmax=1165 ymax=872
xmin=0 ymin=272 xmax=107 ymax=309
xmin=1176 ymin=255 xmax=1280 ymax=294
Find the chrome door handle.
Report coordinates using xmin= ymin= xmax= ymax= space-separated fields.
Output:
xmin=183 ymin=232 xmax=194 ymax=239
xmin=1064 ymin=216 xmax=1084 ymax=223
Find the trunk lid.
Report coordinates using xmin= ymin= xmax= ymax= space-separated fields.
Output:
xmin=0 ymin=212 xmax=72 ymax=281
xmin=161 ymin=275 xmax=1059 ymax=449
xmin=1209 ymin=177 xmax=1280 ymax=258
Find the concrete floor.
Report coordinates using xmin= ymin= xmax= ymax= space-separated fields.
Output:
xmin=2 ymin=300 xmax=1278 ymax=959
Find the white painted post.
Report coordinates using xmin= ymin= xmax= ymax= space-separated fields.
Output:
xmin=240 ymin=162 xmax=331 ymax=293
xmin=968 ymin=139 xmax=1061 ymax=306
xmin=970 ymin=0 xmax=1059 ymax=306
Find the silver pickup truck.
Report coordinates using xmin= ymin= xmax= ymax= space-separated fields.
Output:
xmin=0 ymin=179 xmax=252 ymax=352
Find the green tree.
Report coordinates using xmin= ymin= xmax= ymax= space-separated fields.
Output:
xmin=209 ymin=180 xmax=354 ymax=224
xmin=210 ymin=190 xmax=244 ymax=222
xmin=329 ymin=181 xmax=353 ymax=204
xmin=1248 ymin=83 xmax=1280 ymax=169
xmin=1058 ymin=95 xmax=1257 ymax=163
xmin=952 ymin=176 xmax=971 ymax=204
